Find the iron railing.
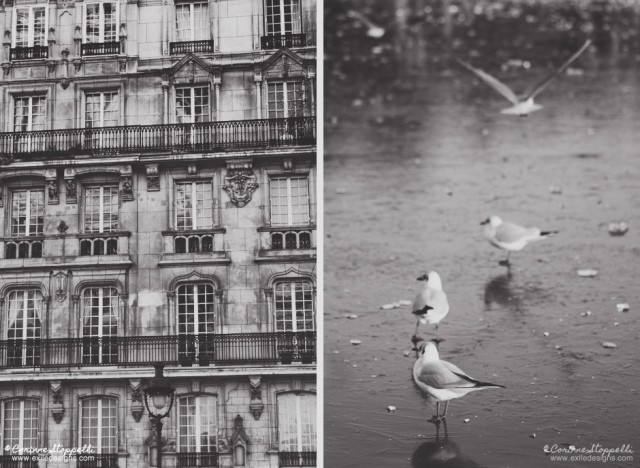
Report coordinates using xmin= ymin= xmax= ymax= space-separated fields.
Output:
xmin=0 ymin=331 xmax=316 ymax=369
xmin=0 ymin=117 xmax=316 ymax=160
xmin=77 ymin=454 xmax=118 ymax=468
xmin=81 ymin=42 xmax=121 ymax=56
xmin=176 ymin=452 xmax=218 ymax=467
xmin=261 ymin=34 xmax=307 ymax=49
xmin=170 ymin=40 xmax=214 ymax=54
xmin=10 ymin=46 xmax=48 ymax=60
xmin=0 ymin=455 xmax=39 ymax=468
xmin=278 ymin=452 xmax=316 ymax=467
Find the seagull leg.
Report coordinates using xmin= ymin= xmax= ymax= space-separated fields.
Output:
xmin=428 ymin=402 xmax=441 ymax=423
xmin=432 ymin=323 xmax=445 ymax=345
xmin=411 ymin=321 xmax=424 ymax=351
xmin=499 ymin=251 xmax=511 ymax=267
xmin=441 ymin=401 xmax=449 ymax=420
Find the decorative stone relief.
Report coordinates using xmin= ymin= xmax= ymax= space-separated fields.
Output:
xmin=120 ymin=166 xmax=134 ymax=201
xmin=230 ymin=415 xmax=249 ymax=466
xmin=283 ymin=158 xmax=293 ymax=171
xmin=46 ymin=170 xmax=59 ymax=204
xmin=51 ymin=381 xmax=65 ymax=423
xmin=52 ymin=271 xmax=70 ymax=302
xmin=0 ymin=152 xmax=13 ymax=165
xmin=64 ymin=168 xmax=77 ymax=203
xmin=248 ymin=376 xmax=264 ymax=420
xmin=146 ymin=164 xmax=160 ymax=191
xmin=223 ymin=163 xmax=258 ymax=208
xmin=130 ymin=380 xmax=144 ymax=422
xmin=187 ymin=163 xmax=198 ymax=176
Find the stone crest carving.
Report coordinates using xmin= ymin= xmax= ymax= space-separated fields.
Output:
xmin=223 ymin=169 xmax=258 ymax=208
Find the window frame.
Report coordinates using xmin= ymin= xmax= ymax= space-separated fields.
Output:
xmin=82 ymin=185 xmax=120 ymax=234
xmin=175 ymin=2 xmax=210 ymax=42
xmin=176 ymin=283 xmax=216 ymax=336
xmin=276 ymin=392 xmax=316 ymax=454
xmin=264 ymin=0 xmax=302 ymax=36
xmin=83 ymin=1 xmax=119 ymax=44
xmin=83 ymin=91 xmax=120 ymax=129
xmin=269 ymin=175 xmax=310 ymax=227
xmin=176 ymin=394 xmax=218 ymax=454
xmin=11 ymin=5 xmax=48 ymax=48
xmin=174 ymin=180 xmax=214 ymax=231
xmin=273 ymin=279 xmax=314 ymax=332
xmin=78 ymin=396 xmax=118 ymax=454
xmin=1 ymin=398 xmax=40 ymax=454
xmin=175 ymin=86 xmax=211 ymax=124
xmin=9 ymin=188 xmax=45 ymax=237
xmin=266 ymin=80 xmax=306 ymax=119
xmin=13 ymin=94 xmax=47 ymax=133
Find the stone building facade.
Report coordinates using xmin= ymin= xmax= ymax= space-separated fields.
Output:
xmin=0 ymin=0 xmax=316 ymax=467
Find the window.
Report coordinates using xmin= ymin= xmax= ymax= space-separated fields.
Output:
xmin=176 ymin=87 xmax=210 ymax=123
xmin=6 ymin=290 xmax=42 ymax=367
xmin=79 ymin=397 xmax=117 ymax=453
xmin=11 ymin=6 xmax=48 ymax=59
xmin=84 ymin=2 xmax=117 ymax=44
xmin=177 ymin=395 xmax=217 ymax=455
xmin=3 ymin=399 xmax=39 ymax=454
xmin=277 ymin=393 xmax=316 ymax=459
xmin=270 ymin=176 xmax=310 ymax=226
xmin=175 ymin=182 xmax=213 ymax=230
xmin=274 ymin=281 xmax=314 ymax=331
xmin=13 ymin=96 xmax=46 ymax=132
xmin=177 ymin=284 xmax=215 ymax=362
xmin=6 ymin=190 xmax=44 ymax=259
xmin=81 ymin=287 xmax=118 ymax=365
xmin=265 ymin=0 xmax=301 ymax=36
xmin=85 ymin=92 xmax=119 ymax=128
xmin=267 ymin=82 xmax=305 ymax=119
xmin=84 ymin=186 xmax=119 ymax=233
xmin=175 ymin=3 xmax=209 ymax=42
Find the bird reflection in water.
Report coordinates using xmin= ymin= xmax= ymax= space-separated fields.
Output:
xmin=483 ymin=272 xmax=521 ymax=312
xmin=411 ymin=420 xmax=479 ymax=467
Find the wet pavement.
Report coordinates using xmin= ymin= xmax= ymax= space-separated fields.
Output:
xmin=324 ymin=2 xmax=640 ymax=467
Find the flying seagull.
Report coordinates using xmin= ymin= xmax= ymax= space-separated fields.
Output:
xmin=411 ymin=272 xmax=449 ymax=346
xmin=457 ymin=39 xmax=591 ymax=116
xmin=481 ymin=215 xmax=559 ymax=266
xmin=413 ymin=341 xmax=505 ymax=423
xmin=346 ymin=10 xmax=386 ymax=38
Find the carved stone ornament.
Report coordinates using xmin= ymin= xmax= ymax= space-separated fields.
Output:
xmin=146 ymin=164 xmax=160 ymax=191
xmin=52 ymin=271 xmax=70 ymax=302
xmin=47 ymin=179 xmax=59 ymax=204
xmin=50 ymin=381 xmax=65 ymax=424
xmin=120 ymin=175 xmax=134 ymax=201
xmin=65 ymin=178 xmax=77 ymax=202
xmin=248 ymin=376 xmax=264 ymax=420
xmin=223 ymin=169 xmax=258 ymax=208
xmin=130 ymin=380 xmax=144 ymax=422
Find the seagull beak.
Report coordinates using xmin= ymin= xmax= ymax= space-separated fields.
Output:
xmin=480 ymin=218 xmax=489 ymax=225
xmin=416 ymin=274 xmax=428 ymax=281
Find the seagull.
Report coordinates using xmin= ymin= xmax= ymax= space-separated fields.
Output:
xmin=457 ymin=39 xmax=591 ymax=116
xmin=346 ymin=10 xmax=386 ymax=38
xmin=481 ymin=216 xmax=559 ymax=266
xmin=413 ymin=341 xmax=505 ymax=423
xmin=411 ymin=272 xmax=449 ymax=346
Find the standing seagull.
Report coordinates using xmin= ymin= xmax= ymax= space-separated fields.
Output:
xmin=481 ymin=216 xmax=559 ymax=266
xmin=411 ymin=272 xmax=449 ymax=345
xmin=413 ymin=341 xmax=505 ymax=423
xmin=457 ymin=39 xmax=591 ymax=116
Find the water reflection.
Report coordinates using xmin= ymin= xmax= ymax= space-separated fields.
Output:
xmin=483 ymin=273 xmax=519 ymax=311
xmin=411 ymin=420 xmax=479 ymax=467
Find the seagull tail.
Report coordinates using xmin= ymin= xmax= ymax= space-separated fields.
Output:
xmin=540 ymin=230 xmax=559 ymax=238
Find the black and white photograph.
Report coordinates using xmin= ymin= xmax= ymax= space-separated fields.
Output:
xmin=0 ymin=1 xmax=317 ymax=467
xmin=325 ymin=0 xmax=638 ymax=467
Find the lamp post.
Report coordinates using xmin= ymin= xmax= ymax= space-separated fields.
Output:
xmin=143 ymin=363 xmax=175 ymax=468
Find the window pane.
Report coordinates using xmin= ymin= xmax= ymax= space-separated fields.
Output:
xmin=176 ymin=182 xmax=212 ymax=230
xmin=84 ymin=186 xmax=119 ymax=233
xmin=81 ymin=397 xmax=117 ymax=453
xmin=269 ymin=177 xmax=310 ymax=226
xmin=11 ymin=190 xmax=44 ymax=236
xmin=178 ymin=395 xmax=217 ymax=453
xmin=275 ymin=281 xmax=313 ymax=331
xmin=3 ymin=400 xmax=40 ymax=451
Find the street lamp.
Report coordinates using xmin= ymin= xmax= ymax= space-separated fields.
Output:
xmin=143 ymin=364 xmax=175 ymax=468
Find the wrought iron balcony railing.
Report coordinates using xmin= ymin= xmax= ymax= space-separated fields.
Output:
xmin=170 ymin=40 xmax=214 ymax=54
xmin=0 ymin=117 xmax=316 ymax=160
xmin=0 ymin=455 xmax=39 ymax=468
xmin=261 ymin=33 xmax=307 ymax=49
xmin=10 ymin=45 xmax=48 ymax=60
xmin=279 ymin=451 xmax=317 ymax=467
xmin=0 ymin=331 xmax=316 ymax=369
xmin=81 ymin=41 xmax=121 ymax=56
xmin=176 ymin=452 xmax=218 ymax=467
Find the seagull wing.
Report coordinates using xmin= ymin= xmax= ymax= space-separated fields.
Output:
xmin=494 ymin=222 xmax=534 ymax=244
xmin=527 ymin=39 xmax=592 ymax=99
xmin=456 ymin=59 xmax=520 ymax=105
xmin=417 ymin=361 xmax=477 ymax=389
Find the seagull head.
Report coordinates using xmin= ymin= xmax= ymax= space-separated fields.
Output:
xmin=480 ymin=216 xmax=502 ymax=227
xmin=426 ymin=271 xmax=443 ymax=290
xmin=421 ymin=341 xmax=440 ymax=360
xmin=416 ymin=273 xmax=429 ymax=281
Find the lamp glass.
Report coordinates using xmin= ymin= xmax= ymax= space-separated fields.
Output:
xmin=152 ymin=393 xmax=167 ymax=410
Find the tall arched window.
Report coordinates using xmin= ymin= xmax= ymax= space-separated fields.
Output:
xmin=274 ymin=280 xmax=314 ymax=332
xmin=2 ymin=399 xmax=39 ymax=455
xmin=277 ymin=392 xmax=316 ymax=466
xmin=6 ymin=289 xmax=42 ymax=367
xmin=176 ymin=395 xmax=217 ymax=467
xmin=81 ymin=287 xmax=118 ymax=365
xmin=79 ymin=397 xmax=118 ymax=458
xmin=177 ymin=284 xmax=215 ymax=363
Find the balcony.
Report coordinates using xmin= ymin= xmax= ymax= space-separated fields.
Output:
xmin=261 ymin=34 xmax=307 ymax=49
xmin=77 ymin=454 xmax=118 ymax=468
xmin=0 ymin=331 xmax=316 ymax=369
xmin=81 ymin=41 xmax=121 ymax=56
xmin=170 ymin=40 xmax=214 ymax=55
xmin=0 ymin=117 xmax=316 ymax=161
xmin=10 ymin=45 xmax=48 ymax=60
xmin=0 ymin=455 xmax=39 ymax=468
xmin=279 ymin=452 xmax=316 ymax=467
xmin=176 ymin=453 xmax=218 ymax=467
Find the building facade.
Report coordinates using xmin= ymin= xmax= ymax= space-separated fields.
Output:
xmin=0 ymin=0 xmax=316 ymax=467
